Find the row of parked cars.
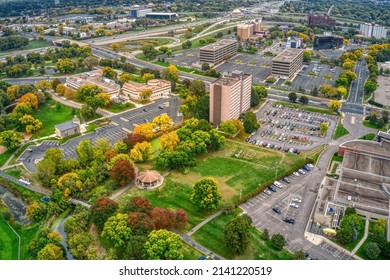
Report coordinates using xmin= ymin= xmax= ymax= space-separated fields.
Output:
xmin=246 ymin=138 xmax=302 ymax=154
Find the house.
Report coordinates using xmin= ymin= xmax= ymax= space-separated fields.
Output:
xmin=55 ymin=116 xmax=81 ymax=139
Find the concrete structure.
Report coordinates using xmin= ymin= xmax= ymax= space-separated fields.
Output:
xmin=55 ymin=116 xmax=80 ymax=138
xmin=130 ymin=8 xmax=153 ymax=18
xmin=307 ymin=13 xmax=336 ymax=28
xmin=360 ymin=23 xmax=387 ymax=39
xmin=135 ymin=170 xmax=164 ymax=189
xmin=145 ymin=13 xmax=178 ymax=20
xmin=237 ymin=19 xmax=262 ymax=40
xmin=286 ymin=36 xmax=302 ymax=49
xmin=271 ymin=49 xmax=303 ymax=79
xmin=65 ymin=70 xmax=121 ymax=98
xmin=199 ymin=39 xmax=237 ymax=66
xmin=377 ymin=130 xmax=390 ymax=142
xmin=313 ymin=34 xmax=343 ymax=50
xmin=122 ymin=79 xmax=171 ymax=101
xmin=209 ymin=71 xmax=252 ymax=125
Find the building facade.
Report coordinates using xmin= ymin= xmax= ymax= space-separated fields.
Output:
xmin=130 ymin=8 xmax=153 ymax=18
xmin=209 ymin=71 xmax=252 ymax=125
xmin=55 ymin=117 xmax=80 ymax=139
xmin=145 ymin=13 xmax=178 ymax=20
xmin=271 ymin=49 xmax=303 ymax=80
xmin=307 ymin=13 xmax=336 ymax=28
xmin=313 ymin=35 xmax=343 ymax=50
xmin=360 ymin=23 xmax=387 ymax=39
xmin=237 ymin=19 xmax=262 ymax=40
xmin=286 ymin=36 xmax=302 ymax=49
xmin=122 ymin=79 xmax=171 ymax=101
xmin=199 ymin=39 xmax=237 ymax=66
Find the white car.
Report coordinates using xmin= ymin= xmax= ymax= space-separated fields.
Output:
xmin=292 ymin=197 xmax=302 ymax=203
xmin=290 ymin=203 xmax=299 ymax=208
xmin=298 ymin=169 xmax=306 ymax=175
xmin=293 ymin=172 xmax=300 ymax=177
xmin=274 ymin=181 xmax=282 ymax=188
xmin=264 ymin=190 xmax=272 ymax=196
xmin=307 ymin=163 xmax=314 ymax=168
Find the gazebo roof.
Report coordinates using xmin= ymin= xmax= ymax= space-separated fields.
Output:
xmin=136 ymin=170 xmax=161 ymax=183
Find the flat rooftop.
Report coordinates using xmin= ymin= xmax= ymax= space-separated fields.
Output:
xmin=212 ymin=71 xmax=251 ymax=87
xmin=122 ymin=79 xmax=171 ymax=92
xmin=66 ymin=70 xmax=120 ymax=93
xmin=340 ymin=139 xmax=390 ymax=159
xmin=272 ymin=49 xmax=303 ymax=63
xmin=200 ymin=39 xmax=237 ymax=52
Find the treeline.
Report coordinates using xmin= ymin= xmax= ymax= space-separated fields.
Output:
xmin=0 ymin=35 xmax=28 ymax=51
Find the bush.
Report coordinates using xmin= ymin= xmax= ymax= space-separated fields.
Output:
xmin=368 ymin=99 xmax=384 ymax=108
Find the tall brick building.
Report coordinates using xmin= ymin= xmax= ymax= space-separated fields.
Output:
xmin=307 ymin=13 xmax=336 ymax=28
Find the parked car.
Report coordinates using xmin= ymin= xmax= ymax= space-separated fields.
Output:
xmin=264 ymin=190 xmax=272 ymax=196
xmin=307 ymin=163 xmax=314 ymax=168
xmin=298 ymin=169 xmax=306 ymax=175
xmin=290 ymin=203 xmax=299 ymax=208
xmin=293 ymin=172 xmax=300 ymax=177
xmin=284 ymin=217 xmax=295 ymax=224
xmin=274 ymin=181 xmax=282 ymax=188
xmin=282 ymin=177 xmax=291 ymax=184
xmin=268 ymin=185 xmax=277 ymax=192
xmin=272 ymin=207 xmax=282 ymax=214
xmin=245 ymin=138 xmax=250 ymax=142
xmin=303 ymin=165 xmax=311 ymax=172
xmin=292 ymin=197 xmax=302 ymax=203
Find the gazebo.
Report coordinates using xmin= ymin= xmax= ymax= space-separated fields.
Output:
xmin=135 ymin=170 xmax=164 ymax=190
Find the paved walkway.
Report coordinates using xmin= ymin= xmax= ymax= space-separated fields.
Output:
xmin=351 ymin=219 xmax=369 ymax=255
xmin=187 ymin=210 xmax=223 ymax=237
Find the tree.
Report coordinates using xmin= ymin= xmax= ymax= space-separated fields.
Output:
xmin=26 ymin=202 xmax=45 ymax=222
xmin=364 ymin=242 xmax=381 ymax=259
xmin=152 ymin=114 xmax=173 ymax=132
xmin=114 ymin=141 xmax=128 ymax=154
xmin=319 ymin=122 xmax=329 ymax=136
xmin=111 ymin=43 xmax=119 ymax=51
xmin=320 ymin=84 xmax=337 ymax=98
xmin=243 ymin=111 xmax=259 ymax=133
xmin=161 ymin=65 xmax=179 ymax=83
xmin=250 ymin=87 xmax=260 ymax=107
xmin=328 ymin=100 xmax=341 ymax=111
xmin=160 ymin=131 xmax=180 ymax=151
xmin=141 ymin=73 xmax=154 ymax=83
xmin=311 ymin=86 xmax=319 ymax=96
xmin=57 ymin=172 xmax=82 ymax=198
xmin=191 ymin=177 xmax=222 ymax=210
xmin=102 ymin=66 xmax=117 ymax=80
xmin=224 ymin=216 xmax=251 ymax=254
xmin=67 ymin=232 xmax=93 ymax=260
xmin=119 ymin=73 xmax=132 ymax=83
xmin=133 ymin=123 xmax=155 ymax=139
xmin=56 ymin=58 xmax=75 ymax=73
xmin=253 ymin=85 xmax=268 ymax=98
xmin=90 ymin=197 xmax=119 ymax=229
xmin=288 ymin=92 xmax=297 ymax=103
xmin=299 ymin=95 xmax=309 ymax=104
xmin=370 ymin=114 xmax=378 ymax=125
xmin=35 ymin=80 xmax=51 ymax=91
xmin=219 ymin=120 xmax=238 ymax=135
xmin=201 ymin=62 xmax=210 ymax=71
xmin=174 ymin=208 xmax=187 ymax=229
xmin=144 ymin=230 xmax=183 ymax=260
xmin=141 ymin=43 xmax=158 ymax=60
xmin=159 ymin=46 xmax=169 ymax=54
xmin=303 ymin=50 xmax=312 ymax=62
xmin=0 ymin=130 xmax=22 ymax=149
xmin=76 ymin=84 xmax=102 ymax=101
xmin=140 ymin=89 xmax=153 ymax=100
xmin=123 ymin=133 xmax=146 ymax=150
xmin=262 ymin=228 xmax=270 ymax=240
xmin=56 ymin=84 xmax=67 ymax=96
xmin=18 ymin=114 xmax=42 ymax=133
xmin=127 ymin=212 xmax=155 ymax=235
xmin=271 ymin=233 xmax=286 ymax=251
xmin=109 ymin=158 xmax=136 ymax=187
xmin=336 ymin=86 xmax=348 ymax=98
xmin=94 ymin=93 xmax=111 ymax=108
xmin=149 ymin=207 xmax=176 ymax=230
xmin=18 ymin=93 xmax=39 ymax=110
xmin=124 ymin=197 xmax=153 ymax=214
xmin=293 ymin=250 xmax=306 ymax=260
xmin=102 ymin=213 xmax=133 ymax=248
xmin=37 ymin=244 xmax=64 ymax=260
xmin=82 ymin=56 xmax=99 ymax=70
xmin=76 ymin=139 xmax=95 ymax=167
xmin=364 ymin=80 xmax=377 ymax=95
xmin=129 ymin=141 xmax=153 ymax=163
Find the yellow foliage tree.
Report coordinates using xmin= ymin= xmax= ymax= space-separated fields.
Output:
xmin=18 ymin=93 xmax=39 ymax=110
xmin=130 ymin=141 xmax=153 ymax=163
xmin=56 ymin=84 xmax=67 ymax=96
xmin=133 ymin=123 xmax=155 ymax=139
xmin=152 ymin=114 xmax=173 ymax=132
xmin=6 ymin=85 xmax=19 ymax=100
xmin=160 ymin=131 xmax=180 ymax=151
xmin=328 ymin=100 xmax=342 ymax=111
xmin=142 ymin=73 xmax=155 ymax=82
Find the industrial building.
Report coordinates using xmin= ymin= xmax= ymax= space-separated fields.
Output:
xmin=313 ymin=34 xmax=343 ymax=50
xmin=129 ymin=8 xmax=153 ymax=18
xmin=199 ymin=39 xmax=238 ymax=66
xmin=360 ymin=23 xmax=387 ymax=39
xmin=307 ymin=13 xmax=336 ymax=28
xmin=209 ymin=71 xmax=252 ymax=125
xmin=122 ymin=79 xmax=171 ymax=101
xmin=271 ymin=49 xmax=303 ymax=80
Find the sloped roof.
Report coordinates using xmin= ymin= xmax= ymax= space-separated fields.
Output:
xmin=136 ymin=170 xmax=161 ymax=183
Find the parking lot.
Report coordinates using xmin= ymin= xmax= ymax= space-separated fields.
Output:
xmin=249 ymin=101 xmax=337 ymax=151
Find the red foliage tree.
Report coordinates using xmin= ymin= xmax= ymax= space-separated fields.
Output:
xmin=149 ymin=207 xmax=176 ymax=230
xmin=90 ymin=197 xmax=119 ymax=229
xmin=174 ymin=208 xmax=188 ymax=229
xmin=109 ymin=158 xmax=135 ymax=187
xmin=123 ymin=133 xmax=146 ymax=150
xmin=104 ymin=148 xmax=117 ymax=161
xmin=127 ymin=212 xmax=155 ymax=235
xmin=125 ymin=196 xmax=153 ymax=214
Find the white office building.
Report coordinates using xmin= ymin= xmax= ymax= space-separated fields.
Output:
xmin=360 ymin=23 xmax=387 ymax=39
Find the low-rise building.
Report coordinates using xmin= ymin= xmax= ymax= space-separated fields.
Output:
xmin=130 ymin=8 xmax=153 ymax=18
xmin=271 ymin=49 xmax=303 ymax=80
xmin=313 ymin=34 xmax=343 ymax=50
xmin=122 ymin=79 xmax=171 ymax=101
xmin=286 ymin=36 xmax=302 ymax=49
xmin=199 ymin=39 xmax=237 ymax=66
xmin=145 ymin=13 xmax=178 ymax=20
xmin=65 ymin=70 xmax=121 ymax=98
xmin=55 ymin=116 xmax=80 ymax=139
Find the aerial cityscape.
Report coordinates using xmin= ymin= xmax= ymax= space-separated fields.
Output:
xmin=0 ymin=0 xmax=389 ymax=262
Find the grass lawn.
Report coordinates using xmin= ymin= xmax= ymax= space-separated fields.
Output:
xmin=334 ymin=217 xmax=366 ymax=252
xmin=117 ymin=141 xmax=304 ymax=231
xmin=17 ymin=223 xmax=42 ymax=260
xmin=362 ymin=120 xmax=386 ymax=130
xmin=0 ymin=148 xmax=16 ymax=167
xmin=333 ymin=121 xmax=350 ymax=140
xmin=31 ymin=99 xmax=80 ymax=139
xmin=106 ymin=102 xmax=136 ymax=113
xmin=150 ymin=136 xmax=161 ymax=152
xmin=275 ymin=101 xmax=339 ymax=116
xmin=0 ymin=216 xmax=18 ymax=260
xmin=359 ymin=133 xmax=376 ymax=140
xmin=181 ymin=242 xmax=204 ymax=260
xmin=0 ymin=40 xmax=52 ymax=55
xmin=192 ymin=210 xmax=292 ymax=260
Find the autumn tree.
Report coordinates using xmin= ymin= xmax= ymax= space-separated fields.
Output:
xmin=90 ymin=197 xmax=119 ymax=229
xmin=224 ymin=215 xmax=251 ymax=254
xmin=319 ymin=122 xmax=329 ymax=136
xmin=95 ymin=93 xmax=112 ymax=107
xmin=149 ymin=207 xmax=176 ymax=230
xmin=56 ymin=58 xmax=75 ymax=73
xmin=18 ymin=92 xmax=39 ymax=110
xmin=191 ymin=177 xmax=222 ymax=210
xmin=152 ymin=114 xmax=173 ymax=132
xmin=160 ymin=131 xmax=180 ymax=151
xmin=18 ymin=114 xmax=42 ymax=133
xmin=140 ymin=89 xmax=153 ymax=100
xmin=0 ymin=130 xmax=22 ymax=149
xmin=35 ymin=80 xmax=52 ymax=91
xmin=75 ymin=84 xmax=103 ymax=102
xmin=129 ymin=141 xmax=153 ymax=163
xmin=133 ymin=123 xmax=155 ymax=139
xmin=109 ymin=157 xmax=136 ymax=187
xmin=161 ymin=64 xmax=179 ymax=83
xmin=102 ymin=66 xmax=117 ymax=80
xmin=123 ymin=133 xmax=146 ymax=150
xmin=57 ymin=172 xmax=82 ymax=198
xmin=124 ymin=197 xmax=153 ymax=214
xmin=328 ymin=100 xmax=341 ymax=111
xmin=174 ymin=208 xmax=188 ymax=229
xmin=102 ymin=213 xmax=133 ymax=248
xmin=56 ymin=84 xmax=67 ymax=96
xmin=37 ymin=244 xmax=64 ymax=260
xmin=144 ymin=229 xmax=183 ymax=260
xmin=26 ymin=202 xmax=45 ymax=222
xmin=141 ymin=73 xmax=155 ymax=82
xmin=119 ymin=73 xmax=132 ymax=83
xmin=127 ymin=212 xmax=155 ymax=236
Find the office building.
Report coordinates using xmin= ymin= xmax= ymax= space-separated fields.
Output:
xmin=130 ymin=8 xmax=153 ymax=18
xmin=286 ymin=36 xmax=302 ymax=49
xmin=313 ymin=34 xmax=343 ymax=50
xmin=307 ymin=13 xmax=336 ymax=28
xmin=209 ymin=71 xmax=252 ymax=125
xmin=145 ymin=13 xmax=178 ymax=20
xmin=65 ymin=70 xmax=121 ymax=97
xmin=237 ymin=19 xmax=262 ymax=40
xmin=360 ymin=23 xmax=387 ymax=39
xmin=122 ymin=79 xmax=171 ymax=101
xmin=199 ymin=39 xmax=237 ymax=66
xmin=271 ymin=49 xmax=303 ymax=80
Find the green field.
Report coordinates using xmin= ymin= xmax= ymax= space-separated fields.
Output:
xmin=359 ymin=133 xmax=376 ymax=140
xmin=0 ymin=148 xmax=16 ymax=167
xmin=31 ymin=99 xmax=81 ymax=139
xmin=0 ymin=217 xmax=18 ymax=260
xmin=362 ymin=120 xmax=387 ymax=130
xmin=0 ymin=40 xmax=53 ymax=55
xmin=106 ymin=102 xmax=136 ymax=113
xmin=117 ymin=141 xmax=304 ymax=231
xmin=333 ymin=121 xmax=350 ymax=140
xmin=106 ymin=38 xmax=175 ymax=52
xmin=192 ymin=210 xmax=292 ymax=260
